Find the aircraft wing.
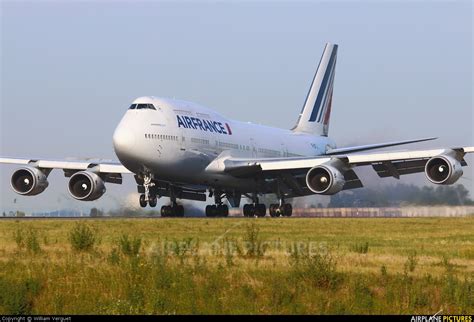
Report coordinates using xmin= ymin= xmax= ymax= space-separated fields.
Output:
xmin=325 ymin=137 xmax=437 ymax=155
xmin=210 ymin=146 xmax=474 ymax=197
xmin=0 ymin=157 xmax=131 ymax=183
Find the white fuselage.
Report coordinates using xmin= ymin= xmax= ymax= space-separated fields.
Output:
xmin=113 ymin=97 xmax=336 ymax=192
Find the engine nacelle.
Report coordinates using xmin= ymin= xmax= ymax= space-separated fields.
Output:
xmin=305 ymin=163 xmax=346 ymax=195
xmin=11 ymin=167 xmax=49 ymax=196
xmin=425 ymin=155 xmax=463 ymax=185
xmin=68 ymin=171 xmax=106 ymax=201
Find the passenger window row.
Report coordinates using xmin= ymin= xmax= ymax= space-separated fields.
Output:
xmin=191 ymin=138 xmax=209 ymax=145
xmin=218 ymin=141 xmax=239 ymax=150
xmin=216 ymin=141 xmax=250 ymax=151
xmin=258 ymin=147 xmax=282 ymax=157
xmin=145 ymin=133 xmax=178 ymax=141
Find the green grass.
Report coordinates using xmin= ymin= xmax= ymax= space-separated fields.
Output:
xmin=0 ymin=217 xmax=472 ymax=314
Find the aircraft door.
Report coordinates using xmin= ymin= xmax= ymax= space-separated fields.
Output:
xmin=281 ymin=142 xmax=288 ymax=157
xmin=250 ymin=138 xmax=257 ymax=158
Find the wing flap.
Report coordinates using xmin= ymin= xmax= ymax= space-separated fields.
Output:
xmin=372 ymin=160 xmax=427 ymax=178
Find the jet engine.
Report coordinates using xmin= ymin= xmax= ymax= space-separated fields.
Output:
xmin=68 ymin=171 xmax=106 ymax=201
xmin=425 ymin=155 xmax=463 ymax=185
xmin=305 ymin=163 xmax=346 ymax=195
xmin=10 ymin=167 xmax=49 ymax=196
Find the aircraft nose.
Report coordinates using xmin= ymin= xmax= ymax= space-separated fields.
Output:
xmin=113 ymin=124 xmax=136 ymax=157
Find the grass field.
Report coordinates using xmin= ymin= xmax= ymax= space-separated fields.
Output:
xmin=0 ymin=217 xmax=472 ymax=314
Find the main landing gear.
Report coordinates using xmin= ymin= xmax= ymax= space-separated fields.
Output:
xmin=242 ymin=194 xmax=292 ymax=217
xmin=205 ymin=204 xmax=229 ymax=217
xmin=161 ymin=202 xmax=184 ymax=217
xmin=205 ymin=190 xmax=229 ymax=217
xmin=242 ymin=194 xmax=266 ymax=217
xmin=269 ymin=203 xmax=292 ymax=217
xmin=243 ymin=203 xmax=266 ymax=217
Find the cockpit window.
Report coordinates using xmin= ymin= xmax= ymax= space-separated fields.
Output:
xmin=136 ymin=103 xmax=156 ymax=110
xmin=129 ymin=104 xmax=137 ymax=109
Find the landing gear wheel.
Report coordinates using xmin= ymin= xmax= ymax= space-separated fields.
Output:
xmin=148 ymin=195 xmax=157 ymax=208
xmin=161 ymin=204 xmax=184 ymax=217
xmin=161 ymin=205 xmax=171 ymax=217
xmin=217 ymin=204 xmax=229 ymax=217
xmin=242 ymin=204 xmax=266 ymax=217
xmin=139 ymin=194 xmax=147 ymax=208
xmin=255 ymin=204 xmax=266 ymax=217
xmin=177 ymin=205 xmax=184 ymax=217
xmin=243 ymin=204 xmax=254 ymax=217
xmin=205 ymin=205 xmax=215 ymax=217
xmin=269 ymin=204 xmax=279 ymax=217
xmin=280 ymin=203 xmax=292 ymax=217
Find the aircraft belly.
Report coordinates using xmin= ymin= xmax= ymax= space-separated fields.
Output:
xmin=148 ymin=161 xmax=258 ymax=192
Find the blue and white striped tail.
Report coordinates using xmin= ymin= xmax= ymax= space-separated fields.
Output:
xmin=293 ymin=43 xmax=338 ymax=136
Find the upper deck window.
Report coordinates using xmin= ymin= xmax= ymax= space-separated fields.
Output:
xmin=136 ymin=103 xmax=156 ymax=110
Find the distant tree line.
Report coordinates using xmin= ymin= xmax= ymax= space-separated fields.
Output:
xmin=328 ymin=183 xmax=473 ymax=207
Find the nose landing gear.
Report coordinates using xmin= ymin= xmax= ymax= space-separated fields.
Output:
xmin=138 ymin=173 xmax=156 ymax=208
xmin=139 ymin=193 xmax=157 ymax=208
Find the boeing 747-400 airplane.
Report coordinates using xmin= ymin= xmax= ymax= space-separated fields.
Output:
xmin=2 ymin=43 xmax=473 ymax=217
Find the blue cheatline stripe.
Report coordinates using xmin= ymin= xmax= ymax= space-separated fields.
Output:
xmin=309 ymin=46 xmax=338 ymax=122
xmin=317 ymin=61 xmax=336 ymax=123
xmin=310 ymin=47 xmax=337 ymax=122
xmin=298 ymin=44 xmax=328 ymax=116
xmin=315 ymin=61 xmax=335 ymax=123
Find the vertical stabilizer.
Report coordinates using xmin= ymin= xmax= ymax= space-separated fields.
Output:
xmin=293 ymin=43 xmax=338 ymax=136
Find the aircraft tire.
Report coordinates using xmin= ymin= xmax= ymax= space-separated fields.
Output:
xmin=177 ymin=205 xmax=185 ymax=217
xmin=255 ymin=204 xmax=266 ymax=217
xmin=243 ymin=204 xmax=253 ymax=217
xmin=149 ymin=195 xmax=157 ymax=208
xmin=139 ymin=194 xmax=147 ymax=208
xmin=206 ymin=205 xmax=216 ymax=217
xmin=269 ymin=204 xmax=278 ymax=217
xmin=217 ymin=204 xmax=229 ymax=217
xmin=280 ymin=203 xmax=292 ymax=217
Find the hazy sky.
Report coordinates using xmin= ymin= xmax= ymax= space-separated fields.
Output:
xmin=1 ymin=1 xmax=472 ymax=213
